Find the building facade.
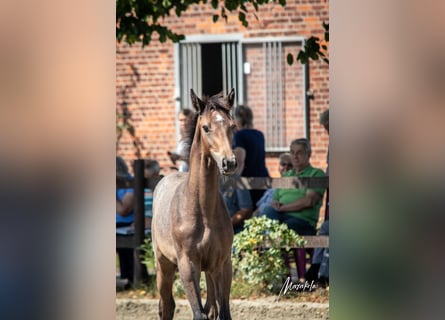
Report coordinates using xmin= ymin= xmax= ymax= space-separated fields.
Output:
xmin=116 ymin=0 xmax=329 ymax=178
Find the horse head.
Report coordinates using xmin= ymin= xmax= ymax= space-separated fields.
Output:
xmin=190 ymin=88 xmax=237 ymax=176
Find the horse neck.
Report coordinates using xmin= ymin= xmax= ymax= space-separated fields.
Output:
xmin=187 ymin=141 xmax=220 ymax=207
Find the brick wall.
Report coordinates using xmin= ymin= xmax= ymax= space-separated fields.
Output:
xmin=116 ymin=0 xmax=329 ymax=179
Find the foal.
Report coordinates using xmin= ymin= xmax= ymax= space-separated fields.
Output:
xmin=152 ymin=89 xmax=237 ymax=320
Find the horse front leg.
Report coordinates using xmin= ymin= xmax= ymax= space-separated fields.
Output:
xmin=218 ymin=259 xmax=232 ymax=320
xmin=206 ymin=259 xmax=232 ymax=320
xmin=156 ymin=255 xmax=176 ymax=320
xmin=204 ymin=272 xmax=217 ymax=320
xmin=177 ymin=255 xmax=207 ymax=320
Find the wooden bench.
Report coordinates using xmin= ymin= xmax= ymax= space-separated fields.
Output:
xmin=300 ymin=235 xmax=329 ymax=248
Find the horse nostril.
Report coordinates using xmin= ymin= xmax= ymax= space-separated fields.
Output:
xmin=227 ymin=159 xmax=236 ymax=171
xmin=222 ymin=158 xmax=237 ymax=172
xmin=222 ymin=158 xmax=228 ymax=170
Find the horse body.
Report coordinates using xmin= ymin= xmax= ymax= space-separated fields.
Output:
xmin=152 ymin=89 xmax=236 ymax=320
xmin=153 ymin=171 xmax=232 ymax=269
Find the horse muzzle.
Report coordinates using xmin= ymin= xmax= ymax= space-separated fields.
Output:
xmin=222 ymin=157 xmax=237 ymax=175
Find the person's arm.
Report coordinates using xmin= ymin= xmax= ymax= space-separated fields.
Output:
xmin=276 ymin=190 xmax=321 ymax=213
xmin=231 ymin=208 xmax=253 ymax=227
xmin=231 ymin=189 xmax=253 ymax=226
xmin=233 ymin=146 xmax=246 ymax=176
xmin=254 ymin=189 xmax=274 ymax=216
xmin=116 ymin=192 xmax=134 ymax=217
xmin=270 ymin=189 xmax=282 ymax=210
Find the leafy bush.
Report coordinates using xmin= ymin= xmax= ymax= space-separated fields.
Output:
xmin=232 ymin=216 xmax=306 ymax=292
xmin=140 ymin=237 xmax=155 ymax=272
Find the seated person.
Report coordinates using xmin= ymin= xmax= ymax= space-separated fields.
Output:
xmin=143 ymin=159 xmax=163 ymax=229
xmin=253 ymin=152 xmax=293 ymax=217
xmin=116 ymin=156 xmax=135 ymax=284
xmin=262 ymin=138 xmax=326 ymax=236
xmin=262 ymin=139 xmax=325 ymax=280
xmin=221 ymin=177 xmax=253 ymax=234
xmin=144 ymin=159 xmax=163 ymax=180
xmin=306 ymin=108 xmax=329 ymax=287
xmin=305 ymin=220 xmax=329 ymax=286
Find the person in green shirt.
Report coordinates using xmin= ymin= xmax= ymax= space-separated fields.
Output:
xmin=263 ymin=138 xmax=326 ymax=236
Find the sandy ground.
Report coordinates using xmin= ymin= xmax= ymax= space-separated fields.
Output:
xmin=116 ymin=297 xmax=329 ymax=320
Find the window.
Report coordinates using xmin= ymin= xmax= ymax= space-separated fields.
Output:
xmin=176 ymin=36 xmax=242 ymax=109
xmin=242 ymin=38 xmax=308 ymax=151
xmin=175 ymin=35 xmax=308 ymax=151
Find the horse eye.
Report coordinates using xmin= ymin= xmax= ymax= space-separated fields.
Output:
xmin=202 ymin=125 xmax=210 ymax=133
xmin=230 ymin=124 xmax=237 ymax=131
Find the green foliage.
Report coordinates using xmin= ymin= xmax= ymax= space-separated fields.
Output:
xmin=232 ymin=216 xmax=306 ymax=292
xmin=116 ymin=1 xmax=329 ymax=67
xmin=288 ymin=21 xmax=329 ymax=65
xmin=140 ymin=236 xmax=156 ymax=272
xmin=286 ymin=52 xmax=294 ymax=65
xmin=116 ymin=0 xmax=286 ymax=46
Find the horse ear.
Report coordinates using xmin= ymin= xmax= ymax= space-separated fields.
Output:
xmin=190 ymin=89 xmax=205 ymax=113
xmin=227 ymin=88 xmax=235 ymax=109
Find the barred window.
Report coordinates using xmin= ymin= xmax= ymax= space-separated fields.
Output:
xmin=175 ymin=35 xmax=308 ymax=151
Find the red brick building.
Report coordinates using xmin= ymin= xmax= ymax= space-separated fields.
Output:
xmin=116 ymin=0 xmax=329 ymax=178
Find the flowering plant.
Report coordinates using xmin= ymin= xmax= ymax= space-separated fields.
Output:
xmin=232 ymin=216 xmax=306 ymax=291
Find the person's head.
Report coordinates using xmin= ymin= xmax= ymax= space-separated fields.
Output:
xmin=278 ymin=153 xmax=293 ymax=176
xmin=178 ymin=109 xmax=194 ymax=136
xmin=144 ymin=159 xmax=161 ymax=178
xmin=234 ymin=105 xmax=253 ymax=129
xmin=289 ymin=138 xmax=311 ymax=172
xmin=320 ymin=109 xmax=329 ymax=133
xmin=116 ymin=156 xmax=129 ymax=177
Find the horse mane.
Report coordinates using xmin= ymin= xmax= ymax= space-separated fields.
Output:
xmin=181 ymin=92 xmax=231 ymax=159
xmin=181 ymin=112 xmax=198 ymax=160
